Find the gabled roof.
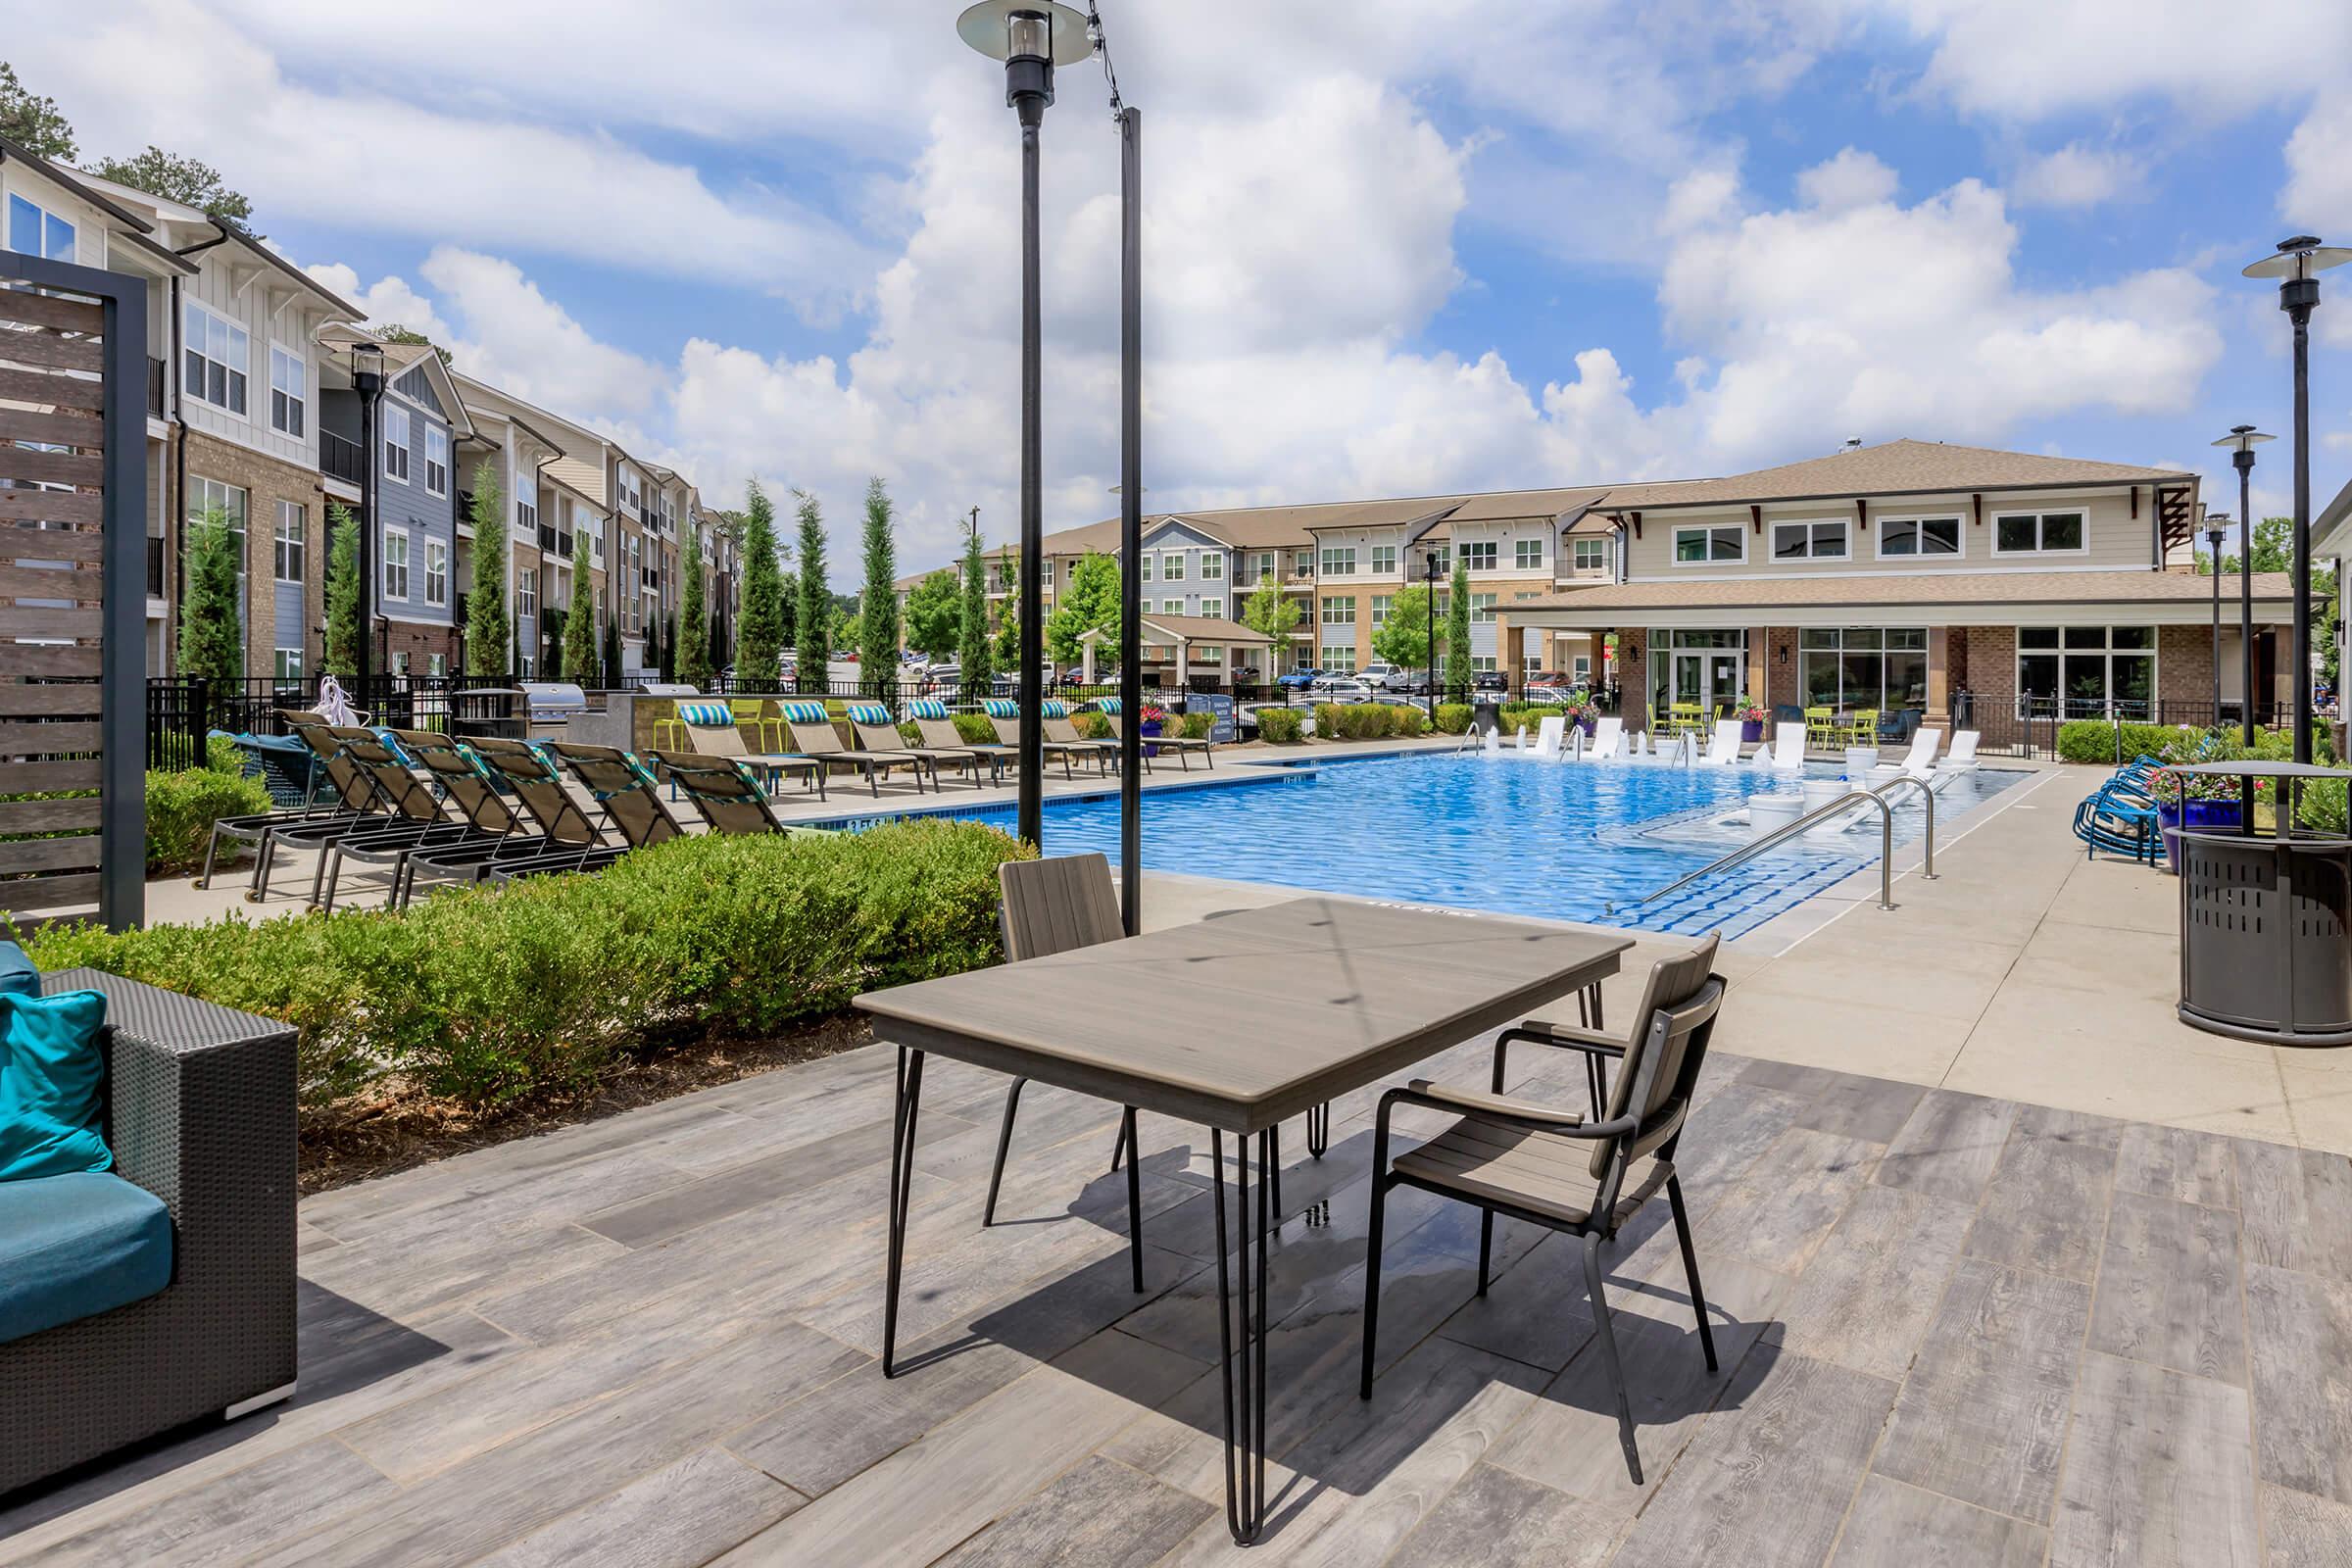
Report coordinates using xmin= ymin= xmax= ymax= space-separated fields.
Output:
xmin=1590 ymin=440 xmax=2193 ymax=511
xmin=0 ymin=135 xmax=195 ymax=276
xmin=74 ymin=171 xmax=363 ymax=319
xmin=317 ymin=324 xmax=475 ymax=440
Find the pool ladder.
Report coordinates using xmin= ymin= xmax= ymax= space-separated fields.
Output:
xmin=1612 ymin=775 xmax=1938 ymax=916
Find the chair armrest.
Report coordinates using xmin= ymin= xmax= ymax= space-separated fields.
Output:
xmin=1402 ymin=1080 xmax=1589 ymax=1129
xmin=1498 ymin=1018 xmax=1628 ymax=1058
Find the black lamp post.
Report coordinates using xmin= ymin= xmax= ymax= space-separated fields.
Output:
xmin=1422 ymin=549 xmax=1444 ymax=721
xmin=2243 ymin=237 xmax=2351 ymax=763
xmin=2212 ymin=425 xmax=2276 ymax=746
xmin=2205 ymin=516 xmax=2228 ymax=723
xmin=959 ymin=2 xmax=1090 ymax=847
xmin=349 ymin=340 xmax=386 ymax=706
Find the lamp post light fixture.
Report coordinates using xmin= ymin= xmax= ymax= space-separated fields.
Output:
xmin=348 ymin=339 xmax=386 ymax=706
xmin=959 ymin=1 xmax=1091 ymax=848
xmin=1422 ymin=549 xmax=1444 ymax=722
xmin=2243 ymin=237 xmax=2351 ymax=761
xmin=2205 ymin=517 xmax=2228 ymax=723
xmin=2211 ymin=425 xmax=2276 ymax=747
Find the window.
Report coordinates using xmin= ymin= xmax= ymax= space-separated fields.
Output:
xmin=516 ymin=495 xmax=537 ymax=538
xmin=1572 ymin=538 xmax=1607 ymax=572
xmin=272 ymin=501 xmax=305 ymax=582
xmin=1798 ymin=627 xmax=1928 ymax=711
xmin=1294 ymin=549 xmax=1313 ymax=576
xmin=2016 ymin=625 xmax=2154 ymax=718
xmin=1771 ymin=519 xmax=1848 ymax=561
xmin=1140 ymin=554 xmax=1152 ymax=582
xmin=424 ymin=541 xmax=448 ymax=607
xmin=1250 ymin=551 xmax=1276 ymax=583
xmin=1320 ymin=547 xmax=1356 ymax=576
xmin=1461 ymin=541 xmax=1497 ymax=570
xmin=1200 ymin=551 xmax=1222 ymax=580
xmin=1673 ymin=524 xmax=1744 ymax=564
xmin=186 ymin=476 xmax=249 ymax=633
xmin=7 ymin=193 xmax=74 ymax=260
xmin=268 ymin=346 xmax=306 ymax=436
xmin=273 ymin=647 xmax=305 ymax=681
xmin=1992 ymin=511 xmax=2086 ymax=555
xmin=183 ymin=302 xmax=248 ymax=416
xmin=1322 ymin=646 xmax=1356 ymax=673
xmin=1879 ymin=516 xmax=1961 ymax=559
xmin=428 ymin=652 xmax=446 ymax=677
xmin=382 ymin=528 xmax=409 ymax=599
xmin=1370 ymin=594 xmax=1394 ymax=626
xmin=1160 ymin=552 xmax=1184 ymax=582
xmin=1161 ymin=598 xmax=1185 ymax=614
xmin=1320 ymin=596 xmax=1356 ymax=625
xmin=517 ymin=567 xmax=538 ymax=619
xmin=1470 ymin=593 xmax=1497 ymax=623
xmin=390 ymin=651 xmax=410 ymax=678
xmin=424 ymin=427 xmax=448 ymax=496
xmin=1515 ymin=538 xmax=1544 ymax=570
xmin=1199 ymin=598 xmax=1224 ymax=620
xmin=1370 ymin=545 xmax=1397 ymax=574
xmin=383 ymin=405 xmax=411 ymax=482
xmin=1425 ymin=546 xmax=1450 ymax=575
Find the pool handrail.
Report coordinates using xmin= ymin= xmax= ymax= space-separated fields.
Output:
xmin=1615 ymin=787 xmax=1901 ymax=914
xmin=1868 ymin=774 xmax=1938 ymax=882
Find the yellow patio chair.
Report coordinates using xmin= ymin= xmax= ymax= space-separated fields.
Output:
xmin=1844 ymin=709 xmax=1880 ymax=746
xmin=652 ymin=700 xmax=687 ymax=754
xmin=1804 ymin=706 xmax=1836 ymax=747
xmin=731 ymin=698 xmax=786 ymax=753
xmin=1668 ymin=702 xmax=1703 ymax=737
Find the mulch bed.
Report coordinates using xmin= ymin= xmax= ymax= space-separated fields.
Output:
xmin=295 ymin=1013 xmax=876 ymax=1197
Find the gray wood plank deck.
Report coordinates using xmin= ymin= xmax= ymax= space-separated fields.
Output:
xmin=4 ymin=1031 xmax=2345 ymax=1567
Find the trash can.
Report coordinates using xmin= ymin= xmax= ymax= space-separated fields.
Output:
xmin=2179 ymin=832 xmax=2352 ymax=1045
xmin=1472 ymin=699 xmax=1501 ymax=736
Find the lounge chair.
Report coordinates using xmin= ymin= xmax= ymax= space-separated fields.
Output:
xmin=444 ymin=736 xmax=645 ymax=887
xmin=1100 ymin=697 xmax=1213 ymax=769
xmin=780 ymin=701 xmax=928 ymax=798
xmin=1533 ymin=714 xmax=1566 ymax=760
xmin=1586 ymin=715 xmax=1625 ymax=760
xmin=1871 ymin=727 xmax=1943 ymax=780
xmin=385 ymin=731 xmax=597 ymax=905
xmin=846 ymin=702 xmax=989 ymax=791
xmin=907 ymin=698 xmax=1008 ymax=784
xmin=2075 ymin=774 xmax=2162 ymax=862
xmin=551 ymin=744 xmax=694 ymax=848
xmin=673 ymin=702 xmax=827 ymax=801
xmin=306 ymin=728 xmax=491 ymax=910
xmin=1362 ymin=933 xmax=1728 ymax=1483
xmin=1941 ymin=729 xmax=1981 ymax=773
xmin=198 ymin=729 xmax=368 ymax=888
xmin=328 ymin=728 xmax=537 ymax=910
xmin=648 ymin=751 xmax=788 ymax=834
xmin=1754 ymin=721 xmax=1807 ymax=770
xmin=1701 ymin=719 xmax=1744 ymax=765
xmin=982 ymin=698 xmax=1083 ymax=779
xmin=246 ymin=721 xmax=469 ymax=904
xmin=1039 ymin=700 xmax=1120 ymax=774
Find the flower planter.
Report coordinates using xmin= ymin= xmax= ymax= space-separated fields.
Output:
xmin=1576 ymin=715 xmax=1596 ymax=737
xmin=1140 ymin=717 xmax=1161 ymax=758
xmin=1740 ymin=719 xmax=1765 ymax=743
xmin=2158 ymin=799 xmax=2243 ymax=874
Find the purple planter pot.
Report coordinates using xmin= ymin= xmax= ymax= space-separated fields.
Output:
xmin=1140 ymin=717 xmax=1161 ymax=759
xmin=1740 ymin=719 xmax=1765 ymax=743
xmin=2157 ymin=799 xmax=2244 ymax=873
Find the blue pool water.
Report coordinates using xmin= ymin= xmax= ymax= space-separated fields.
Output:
xmin=836 ymin=752 xmax=2026 ymax=939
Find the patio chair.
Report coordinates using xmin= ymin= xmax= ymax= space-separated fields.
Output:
xmin=1533 ymin=714 xmax=1566 ymax=760
xmin=1666 ymin=702 xmax=1704 ymax=738
xmin=326 ymin=728 xmax=531 ymax=910
xmin=782 ymin=701 xmax=927 ymax=798
xmin=385 ymin=731 xmax=591 ymax=905
xmin=1102 ymin=696 xmax=1214 ymax=770
xmin=551 ymin=743 xmax=693 ymax=848
xmin=982 ymin=698 xmax=1080 ymax=779
xmin=1701 ymin=719 xmax=1744 ymax=765
xmin=1586 ymin=715 xmax=1626 ymax=760
xmin=648 ymin=751 xmax=788 ymax=835
xmin=1942 ymin=729 xmax=1982 ymax=773
xmin=308 ymin=728 xmax=495 ymax=910
xmin=2074 ymin=774 xmax=2163 ymax=862
xmin=1870 ymin=726 xmax=1942 ymax=781
xmin=907 ymin=698 xmax=1008 ymax=784
xmin=1842 ymin=708 xmax=1880 ymax=747
xmin=244 ymin=721 xmax=460 ymax=904
xmin=1804 ymin=706 xmax=1837 ymax=748
xmin=1360 ymin=933 xmax=1728 ymax=1484
xmin=439 ymin=735 xmax=630 ymax=887
xmin=197 ymin=731 xmax=368 ymax=889
xmin=231 ymin=714 xmax=405 ymax=898
xmin=1754 ymin=721 xmax=1807 ymax=770
xmin=1039 ymin=700 xmax=1119 ymax=774
xmin=847 ymin=702 xmax=989 ymax=791
xmin=674 ymin=702 xmax=827 ymax=801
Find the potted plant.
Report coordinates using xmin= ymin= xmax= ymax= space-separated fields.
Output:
xmin=2149 ymin=732 xmax=2253 ymax=872
xmin=1737 ymin=705 xmax=1769 ymax=744
xmin=1138 ymin=702 xmax=1166 ymax=758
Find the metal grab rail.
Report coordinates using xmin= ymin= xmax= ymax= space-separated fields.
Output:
xmin=1613 ymin=787 xmax=1902 ymax=914
xmin=1869 ymin=774 xmax=1939 ymax=881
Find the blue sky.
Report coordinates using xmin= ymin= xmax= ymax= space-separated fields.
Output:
xmin=23 ymin=1 xmax=2352 ymax=573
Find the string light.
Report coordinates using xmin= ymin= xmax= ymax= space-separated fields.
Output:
xmin=1087 ymin=2 xmax=1122 ymax=117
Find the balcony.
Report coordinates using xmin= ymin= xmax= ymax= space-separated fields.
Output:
xmin=538 ymin=523 xmax=558 ymax=554
xmin=146 ymin=534 xmax=166 ymax=598
xmin=319 ymin=429 xmax=365 ymax=487
xmin=146 ymin=358 xmax=165 ymax=419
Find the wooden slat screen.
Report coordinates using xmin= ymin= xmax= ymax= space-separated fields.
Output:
xmin=1 ymin=280 xmax=115 ymax=923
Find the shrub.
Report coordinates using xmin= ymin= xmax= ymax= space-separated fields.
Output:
xmin=2302 ymin=778 xmax=2348 ymax=834
xmin=1312 ymin=703 xmax=1348 ymax=740
xmin=1255 ymin=707 xmax=1304 ymax=743
xmin=27 ymin=818 xmax=1026 ymax=1111
xmin=1073 ymin=710 xmax=1112 ymax=741
xmin=1390 ymin=706 xmax=1427 ymax=738
xmin=1433 ymin=703 xmax=1473 ymax=734
xmin=1177 ymin=710 xmax=1215 ymax=740
xmin=952 ymin=711 xmax=998 ymax=745
xmin=145 ymin=765 xmax=270 ymax=873
xmin=898 ymin=719 xmax=923 ymax=746
xmin=2056 ymin=719 xmax=2200 ymax=764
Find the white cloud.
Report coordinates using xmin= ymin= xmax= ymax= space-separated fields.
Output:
xmin=1796 ymin=148 xmax=1898 ymax=212
xmin=2012 ymin=143 xmax=2141 ymax=209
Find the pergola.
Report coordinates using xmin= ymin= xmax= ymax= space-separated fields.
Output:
xmin=1079 ymin=613 xmax=1273 ymax=687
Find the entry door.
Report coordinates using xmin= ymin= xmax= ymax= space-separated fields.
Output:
xmin=1673 ymin=651 xmax=1742 ymax=714
xmin=1672 ymin=652 xmax=1706 ymax=713
xmin=1707 ymin=652 xmax=1742 ymax=715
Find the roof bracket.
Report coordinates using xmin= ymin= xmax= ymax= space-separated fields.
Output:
xmin=1972 ymin=493 xmax=1983 ymax=527
xmin=1750 ymin=504 xmax=1761 ymax=535
xmin=1854 ymin=497 xmax=1867 ymax=532
xmin=2130 ymin=485 xmax=2138 ymax=519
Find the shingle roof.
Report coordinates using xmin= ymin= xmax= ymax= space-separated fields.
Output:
xmin=1590 ymin=440 xmax=2192 ymax=511
xmin=1508 ymin=569 xmax=2296 ymax=615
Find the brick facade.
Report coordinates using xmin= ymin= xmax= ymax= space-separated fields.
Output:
xmin=1953 ymin=625 xmax=2015 ymax=717
xmin=380 ymin=618 xmax=461 ymax=676
xmin=172 ymin=428 xmax=334 ymax=681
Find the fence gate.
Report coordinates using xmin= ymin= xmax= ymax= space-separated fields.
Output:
xmin=1 ymin=252 xmax=147 ymax=931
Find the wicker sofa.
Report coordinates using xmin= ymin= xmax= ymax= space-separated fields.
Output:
xmin=1 ymin=969 xmax=296 ymax=1495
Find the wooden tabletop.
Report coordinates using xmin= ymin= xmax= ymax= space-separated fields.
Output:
xmin=856 ymin=898 xmax=1631 ymax=1133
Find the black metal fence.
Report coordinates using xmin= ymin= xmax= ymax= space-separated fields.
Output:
xmin=147 ymin=674 xmax=526 ymax=768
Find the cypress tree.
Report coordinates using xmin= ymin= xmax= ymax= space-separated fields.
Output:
xmin=323 ymin=502 xmax=360 ymax=675
xmin=465 ymin=463 xmax=509 ymax=676
xmin=177 ymin=508 xmax=244 ymax=685
xmin=679 ymin=528 xmax=710 ymax=688
xmin=1445 ymin=555 xmax=1473 ymax=703
xmin=857 ymin=477 xmax=899 ymax=700
xmin=735 ymin=479 xmax=786 ymax=688
xmin=561 ymin=580 xmax=598 ymax=685
xmin=956 ymin=525 xmax=993 ymax=697
xmin=793 ymin=490 xmax=830 ymax=693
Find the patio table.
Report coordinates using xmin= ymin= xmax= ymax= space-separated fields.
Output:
xmin=856 ymin=896 xmax=1630 ymax=1544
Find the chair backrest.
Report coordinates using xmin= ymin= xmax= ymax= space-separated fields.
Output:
xmin=1037 ymin=700 xmax=1086 ymax=744
xmin=1902 ymin=727 xmax=1942 ymax=769
xmin=1772 ymin=722 xmax=1805 ymax=765
xmin=914 ymin=711 xmax=977 ymax=750
xmin=999 ymin=852 xmax=1125 ymax=962
xmin=677 ymin=704 xmax=752 ymax=760
xmin=982 ymin=697 xmax=1022 ymax=748
xmin=846 ymin=703 xmax=906 ymax=755
xmin=280 ymin=713 xmax=378 ymax=809
xmin=1534 ymin=714 xmax=1565 ymax=759
xmin=1591 ymin=929 xmax=1724 ymax=1180
xmin=1707 ymin=720 xmax=1742 ymax=761
xmin=1590 ymin=716 xmax=1623 ymax=758
xmin=391 ymin=727 xmax=521 ymax=833
xmin=325 ymin=725 xmax=444 ymax=820
xmin=1947 ymin=729 xmax=1979 ymax=764
xmin=552 ymin=743 xmax=686 ymax=849
xmin=648 ymin=751 xmax=783 ymax=836
xmin=466 ymin=736 xmax=602 ymax=845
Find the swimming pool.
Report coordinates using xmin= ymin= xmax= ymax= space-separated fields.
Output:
xmin=837 ymin=752 xmax=2027 ymax=939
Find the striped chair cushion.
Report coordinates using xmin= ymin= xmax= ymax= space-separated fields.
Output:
xmin=1040 ymin=700 xmax=1068 ymax=720
xmin=983 ymin=699 xmax=1019 ymax=718
xmin=846 ymin=703 xmax=893 ymax=726
xmin=780 ymin=701 xmax=831 ymax=725
xmin=1098 ymin=697 xmax=1122 ymax=715
xmin=907 ymin=699 xmax=950 ymax=720
xmin=678 ymin=702 xmax=735 ymax=727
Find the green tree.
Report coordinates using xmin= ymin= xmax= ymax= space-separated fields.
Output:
xmin=1444 ymin=557 xmax=1473 ymax=701
xmin=1370 ymin=581 xmax=1434 ymax=670
xmin=1043 ymin=549 xmax=1119 ymax=669
xmin=905 ymin=570 xmax=960 ymax=662
xmin=465 ymin=462 xmax=510 ymax=676
xmin=830 ymin=602 xmax=859 ymax=654
xmin=1240 ymin=573 xmax=1301 ymax=644
xmin=679 ymin=529 xmax=710 ymax=688
xmin=793 ymin=489 xmax=831 ymax=691
xmin=992 ymin=547 xmax=1021 ymax=668
xmin=176 ymin=508 xmax=244 ymax=685
xmin=958 ymin=529 xmax=994 ymax=694
xmin=90 ymin=146 xmax=252 ymax=229
xmin=562 ymin=582 xmax=598 ymax=685
xmin=370 ymin=323 xmax=452 ymax=367
xmin=323 ymin=502 xmax=360 ymax=674
xmin=735 ymin=479 xmax=786 ymax=687
xmin=0 ymin=62 xmax=75 ymax=161
xmin=602 ymin=608 xmax=623 ymax=688
xmin=857 ymin=477 xmax=900 ymax=697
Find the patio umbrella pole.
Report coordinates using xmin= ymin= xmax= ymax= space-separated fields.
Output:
xmin=1118 ymin=106 xmax=1143 ymax=933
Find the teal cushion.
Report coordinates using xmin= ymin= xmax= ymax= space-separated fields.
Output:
xmin=0 ymin=1172 xmax=172 ymax=1344
xmin=907 ymin=699 xmax=949 ymax=720
xmin=780 ymin=701 xmax=831 ymax=725
xmin=0 ymin=966 xmax=112 ymax=1182
xmin=0 ymin=941 xmax=33 ymax=997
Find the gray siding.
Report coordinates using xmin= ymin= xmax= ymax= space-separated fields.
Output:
xmin=372 ymin=382 xmax=457 ymax=626
xmin=273 ymin=581 xmax=304 ymax=654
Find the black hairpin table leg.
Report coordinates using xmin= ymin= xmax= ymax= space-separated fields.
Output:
xmin=882 ymin=1046 xmax=925 ymax=1378
xmin=1211 ymin=1126 xmax=1273 ymax=1544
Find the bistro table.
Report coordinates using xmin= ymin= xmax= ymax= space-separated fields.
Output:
xmin=856 ymin=896 xmax=1631 ymax=1544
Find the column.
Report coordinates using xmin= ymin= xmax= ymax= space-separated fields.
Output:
xmin=1926 ymin=626 xmax=1951 ymax=725
xmin=1491 ymin=607 xmax=1513 ymax=692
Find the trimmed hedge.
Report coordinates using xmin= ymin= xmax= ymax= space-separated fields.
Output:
xmin=1255 ymin=707 xmax=1304 ymax=743
xmin=1433 ymin=703 xmax=1473 ymax=734
xmin=1073 ymin=710 xmax=1113 ymax=741
xmin=1174 ymin=710 xmax=1215 ymax=740
xmin=2056 ymin=719 xmax=2201 ymax=764
xmin=26 ymin=818 xmax=1026 ymax=1110
xmin=147 ymin=765 xmax=271 ymax=873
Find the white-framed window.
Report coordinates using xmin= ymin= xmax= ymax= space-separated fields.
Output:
xmin=7 ymin=192 xmax=74 ymax=260
xmin=382 ymin=527 xmax=410 ymax=599
xmin=1159 ymin=597 xmax=1184 ymax=614
xmin=424 ymin=540 xmax=448 ymax=607
xmin=1470 ymin=592 xmax=1497 ymax=623
xmin=1321 ymin=596 xmax=1356 ymax=625
xmin=1992 ymin=510 xmax=2086 ymax=556
xmin=183 ymin=301 xmax=248 ymax=416
xmin=273 ymin=646 xmax=305 ymax=681
xmin=516 ymin=496 xmax=538 ymax=538
xmin=1294 ymin=549 xmax=1313 ymax=576
xmin=1799 ymin=627 xmax=1930 ymax=711
xmin=517 ymin=567 xmax=538 ymax=618
xmin=1370 ymin=594 xmax=1394 ymax=625
xmin=518 ymin=650 xmax=536 ymax=678
xmin=1515 ymin=538 xmax=1544 ymax=570
xmin=424 ymin=426 xmax=449 ymax=496
xmin=390 ymin=651 xmax=410 ymax=677
xmin=1199 ymin=597 xmax=1224 ymax=619
xmin=1673 ymin=524 xmax=1744 ymax=565
xmin=1200 ymin=552 xmax=1223 ymax=580
xmin=383 ymin=405 xmax=411 ymax=482
xmin=1771 ymin=519 xmax=1848 ymax=562
xmin=1461 ymin=541 xmax=1497 ymax=570
xmin=1571 ymin=538 xmax=1608 ymax=572
xmin=428 ymin=651 xmax=447 ymax=676
xmin=1322 ymin=646 xmax=1356 ymax=673
xmin=1879 ymin=515 xmax=1962 ymax=560
xmin=1425 ymin=546 xmax=1450 ymax=575
xmin=268 ymin=345 xmax=306 ymax=437
xmin=1160 ymin=552 xmax=1185 ymax=581
xmin=1370 ymin=545 xmax=1397 ymax=575
xmin=1249 ymin=550 xmax=1277 ymax=583
xmin=185 ymin=476 xmax=249 ymax=631
xmin=1319 ymin=546 xmax=1356 ymax=576
xmin=1140 ymin=553 xmax=1152 ymax=582
xmin=2016 ymin=625 xmax=2155 ymax=717
xmin=272 ymin=501 xmax=305 ymax=582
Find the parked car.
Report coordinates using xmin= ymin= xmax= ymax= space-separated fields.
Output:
xmin=1276 ymin=667 xmax=1323 ymax=691
xmin=1473 ymin=670 xmax=1508 ymax=693
xmin=1361 ymin=661 xmax=1404 ymax=689
xmin=1307 ymin=676 xmax=1374 ymax=703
